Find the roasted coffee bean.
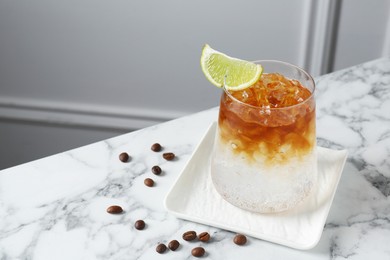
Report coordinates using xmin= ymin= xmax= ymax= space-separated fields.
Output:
xmin=168 ymin=239 xmax=180 ymax=251
xmin=191 ymin=247 xmax=205 ymax=257
xmin=151 ymin=165 xmax=162 ymax=175
xmin=233 ymin=234 xmax=247 ymax=245
xmin=156 ymin=243 xmax=167 ymax=254
xmin=144 ymin=178 xmax=154 ymax=187
xmin=151 ymin=143 xmax=162 ymax=152
xmin=182 ymin=230 xmax=197 ymax=241
xmin=106 ymin=205 xmax=123 ymax=214
xmin=163 ymin=152 xmax=175 ymax=161
xmin=119 ymin=152 xmax=130 ymax=162
xmin=134 ymin=220 xmax=145 ymax=230
xmin=198 ymin=232 xmax=210 ymax=242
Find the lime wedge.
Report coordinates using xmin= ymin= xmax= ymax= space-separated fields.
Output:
xmin=200 ymin=44 xmax=263 ymax=90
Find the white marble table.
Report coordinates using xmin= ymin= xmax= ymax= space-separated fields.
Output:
xmin=1 ymin=58 xmax=390 ymax=259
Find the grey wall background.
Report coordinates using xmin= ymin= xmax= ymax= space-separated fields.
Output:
xmin=1 ymin=0 xmax=389 ymax=169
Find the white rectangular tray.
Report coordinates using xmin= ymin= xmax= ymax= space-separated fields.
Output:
xmin=164 ymin=123 xmax=348 ymax=250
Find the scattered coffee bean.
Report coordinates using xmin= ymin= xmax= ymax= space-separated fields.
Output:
xmin=106 ymin=205 xmax=123 ymax=214
xmin=191 ymin=247 xmax=205 ymax=257
xmin=198 ymin=232 xmax=210 ymax=242
xmin=151 ymin=165 xmax=162 ymax=175
xmin=156 ymin=243 xmax=167 ymax=254
xmin=151 ymin=143 xmax=162 ymax=152
xmin=163 ymin=152 xmax=175 ymax=161
xmin=144 ymin=178 xmax=154 ymax=187
xmin=119 ymin=152 xmax=130 ymax=162
xmin=134 ymin=220 xmax=145 ymax=230
xmin=168 ymin=239 xmax=180 ymax=251
xmin=233 ymin=234 xmax=247 ymax=245
xmin=182 ymin=230 xmax=197 ymax=241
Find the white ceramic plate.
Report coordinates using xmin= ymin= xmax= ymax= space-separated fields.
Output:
xmin=164 ymin=122 xmax=348 ymax=250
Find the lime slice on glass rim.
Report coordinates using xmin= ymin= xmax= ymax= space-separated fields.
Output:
xmin=200 ymin=44 xmax=263 ymax=91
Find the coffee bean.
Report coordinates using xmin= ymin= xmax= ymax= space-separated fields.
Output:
xmin=163 ymin=152 xmax=175 ymax=161
xmin=119 ymin=152 xmax=130 ymax=162
xmin=151 ymin=143 xmax=162 ymax=152
xmin=168 ymin=239 xmax=180 ymax=251
xmin=106 ymin=205 xmax=123 ymax=214
xmin=182 ymin=230 xmax=197 ymax=241
xmin=151 ymin=165 xmax=162 ymax=175
xmin=144 ymin=178 xmax=154 ymax=187
xmin=156 ymin=243 xmax=167 ymax=254
xmin=134 ymin=220 xmax=145 ymax=230
xmin=198 ymin=232 xmax=210 ymax=242
xmin=191 ymin=247 xmax=205 ymax=257
xmin=233 ymin=234 xmax=247 ymax=245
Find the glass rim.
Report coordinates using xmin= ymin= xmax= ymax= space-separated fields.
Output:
xmin=222 ymin=60 xmax=316 ymax=110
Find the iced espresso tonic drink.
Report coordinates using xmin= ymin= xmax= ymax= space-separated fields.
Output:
xmin=211 ymin=60 xmax=316 ymax=213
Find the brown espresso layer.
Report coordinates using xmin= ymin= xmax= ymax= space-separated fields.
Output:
xmin=218 ymin=73 xmax=316 ymax=165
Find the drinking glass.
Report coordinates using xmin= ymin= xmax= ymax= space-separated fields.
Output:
xmin=210 ymin=60 xmax=317 ymax=213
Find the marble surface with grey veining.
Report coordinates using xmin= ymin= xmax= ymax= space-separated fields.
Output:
xmin=1 ymin=58 xmax=390 ymax=259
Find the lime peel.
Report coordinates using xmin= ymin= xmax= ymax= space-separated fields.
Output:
xmin=200 ymin=44 xmax=263 ymax=90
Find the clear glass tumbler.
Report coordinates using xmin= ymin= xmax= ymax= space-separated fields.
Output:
xmin=211 ymin=60 xmax=317 ymax=213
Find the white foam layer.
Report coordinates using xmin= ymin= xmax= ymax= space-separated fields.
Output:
xmin=211 ymin=141 xmax=317 ymax=213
